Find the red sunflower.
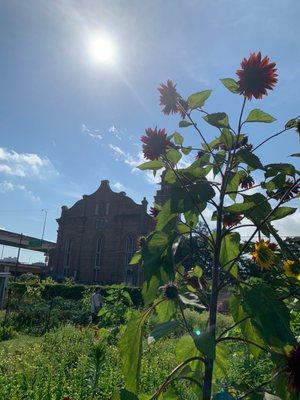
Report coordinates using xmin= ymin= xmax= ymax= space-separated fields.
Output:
xmin=141 ymin=127 xmax=171 ymax=160
xmin=158 ymin=80 xmax=189 ymax=118
xmin=236 ymin=52 xmax=278 ymax=100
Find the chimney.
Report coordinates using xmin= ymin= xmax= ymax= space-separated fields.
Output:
xmin=100 ymin=180 xmax=110 ymax=189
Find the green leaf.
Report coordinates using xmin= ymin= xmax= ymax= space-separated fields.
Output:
xmin=220 ymin=128 xmax=235 ymax=148
xmin=112 ymin=389 xmax=140 ymax=400
xmin=265 ymin=163 xmax=295 ymax=178
xmin=237 ymin=149 xmax=264 ymax=170
xmin=242 ymin=283 xmax=296 ymax=350
xmin=179 ymin=120 xmax=193 ymax=128
xmin=166 ymin=148 xmax=181 ymax=164
xmin=220 ymin=232 xmax=240 ymax=278
xmin=227 ymin=170 xmax=246 ymax=201
xmin=268 ymin=206 xmax=297 ymax=221
xmin=129 ymin=252 xmax=142 ymax=265
xmin=229 ymin=294 xmax=264 ymax=358
xmin=149 ymin=320 xmax=181 ymax=342
xmin=193 ymin=331 xmax=215 ymax=358
xmin=188 ymin=90 xmax=212 ymax=109
xmin=173 ymin=131 xmax=183 ymax=145
xmin=245 ymin=109 xmax=276 ymax=123
xmin=119 ymin=310 xmax=151 ymax=394
xmin=182 ymin=146 xmax=192 ymax=155
xmin=203 ymin=112 xmax=230 ymax=128
xmin=156 ymin=200 xmax=178 ymax=232
xmin=170 ymin=181 xmax=214 ymax=213
xmin=220 ymin=78 xmax=240 ymax=94
xmin=285 ymin=118 xmax=298 ymax=129
xmin=193 ymin=265 xmax=203 ymax=278
xmin=156 ymin=299 xmax=176 ymax=323
xmin=138 ymin=160 xmax=164 ymax=171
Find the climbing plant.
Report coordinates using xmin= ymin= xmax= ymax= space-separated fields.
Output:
xmin=117 ymin=52 xmax=300 ymax=400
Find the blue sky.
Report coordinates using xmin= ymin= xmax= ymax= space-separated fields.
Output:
xmin=0 ymin=0 xmax=299 ymax=262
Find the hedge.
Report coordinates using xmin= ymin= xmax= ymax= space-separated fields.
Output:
xmin=9 ymin=282 xmax=143 ymax=306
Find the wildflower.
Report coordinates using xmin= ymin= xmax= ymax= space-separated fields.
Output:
xmin=160 ymin=283 xmax=179 ymax=300
xmin=240 ymin=175 xmax=255 ymax=190
xmin=149 ymin=206 xmax=160 ymax=218
xmin=223 ymin=212 xmax=243 ymax=228
xmin=251 ymin=239 xmax=277 ymax=270
xmin=141 ymin=127 xmax=170 ymax=160
xmin=158 ymin=80 xmax=189 ymax=118
xmin=286 ymin=345 xmax=300 ymax=394
xmin=283 ymin=258 xmax=300 ymax=281
xmin=236 ymin=52 xmax=278 ymax=99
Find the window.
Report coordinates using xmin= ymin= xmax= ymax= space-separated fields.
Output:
xmin=63 ymin=239 xmax=72 ymax=276
xmin=95 ymin=202 xmax=110 ymax=216
xmin=124 ymin=236 xmax=136 ymax=284
xmin=95 ymin=237 xmax=103 ymax=268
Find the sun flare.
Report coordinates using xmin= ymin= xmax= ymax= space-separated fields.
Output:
xmin=87 ymin=34 xmax=116 ymax=64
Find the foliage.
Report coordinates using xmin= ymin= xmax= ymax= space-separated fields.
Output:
xmin=118 ymin=53 xmax=300 ymax=399
xmin=0 ymin=325 xmax=16 ymax=342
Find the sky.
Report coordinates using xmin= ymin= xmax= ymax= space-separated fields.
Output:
xmin=0 ymin=0 xmax=299 ymax=263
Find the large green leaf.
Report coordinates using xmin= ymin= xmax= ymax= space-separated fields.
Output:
xmin=220 ymin=78 xmax=240 ymax=94
xmin=179 ymin=120 xmax=193 ymax=128
xmin=229 ymin=294 xmax=264 ymax=357
xmin=203 ymin=112 xmax=230 ymax=128
xmin=226 ymin=170 xmax=246 ymax=201
xmin=242 ymin=283 xmax=296 ymax=349
xmin=245 ymin=109 xmax=276 ymax=123
xmin=149 ymin=320 xmax=181 ymax=342
xmin=129 ymin=251 xmax=142 ymax=265
xmin=193 ymin=331 xmax=215 ymax=358
xmin=265 ymin=163 xmax=295 ymax=178
xmin=166 ymin=148 xmax=182 ymax=164
xmin=156 ymin=200 xmax=178 ymax=232
xmin=170 ymin=181 xmax=215 ymax=213
xmin=268 ymin=206 xmax=297 ymax=221
xmin=237 ymin=149 xmax=264 ymax=170
xmin=220 ymin=232 xmax=240 ymax=278
xmin=173 ymin=131 xmax=184 ymax=145
xmin=213 ymin=392 xmax=235 ymax=400
xmin=156 ymin=299 xmax=177 ymax=322
xmin=119 ymin=310 xmax=152 ymax=394
xmin=188 ymin=90 xmax=212 ymax=109
xmin=138 ymin=160 xmax=164 ymax=171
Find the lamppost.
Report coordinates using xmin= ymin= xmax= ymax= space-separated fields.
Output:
xmin=41 ymin=209 xmax=48 ymax=243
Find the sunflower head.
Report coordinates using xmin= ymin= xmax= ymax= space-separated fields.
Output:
xmin=283 ymin=258 xmax=300 ymax=281
xmin=236 ymin=52 xmax=278 ymax=100
xmin=286 ymin=345 xmax=300 ymax=394
xmin=251 ymin=239 xmax=277 ymax=270
xmin=161 ymin=283 xmax=179 ymax=300
xmin=149 ymin=206 xmax=160 ymax=218
xmin=240 ymin=175 xmax=255 ymax=190
xmin=141 ymin=127 xmax=171 ymax=160
xmin=223 ymin=212 xmax=243 ymax=228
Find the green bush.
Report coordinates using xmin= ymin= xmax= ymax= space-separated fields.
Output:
xmin=0 ymin=325 xmax=16 ymax=342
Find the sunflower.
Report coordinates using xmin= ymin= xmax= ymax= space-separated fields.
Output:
xmin=236 ymin=52 xmax=278 ymax=100
xmin=223 ymin=212 xmax=243 ymax=228
xmin=141 ymin=127 xmax=171 ymax=160
xmin=283 ymin=258 xmax=300 ymax=281
xmin=251 ymin=239 xmax=277 ymax=270
xmin=158 ymin=80 xmax=189 ymax=118
xmin=240 ymin=175 xmax=255 ymax=190
xmin=286 ymin=345 xmax=300 ymax=394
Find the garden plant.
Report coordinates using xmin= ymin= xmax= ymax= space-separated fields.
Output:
xmin=118 ymin=52 xmax=300 ymax=399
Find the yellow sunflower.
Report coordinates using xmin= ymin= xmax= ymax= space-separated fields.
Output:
xmin=283 ymin=258 xmax=300 ymax=281
xmin=251 ymin=239 xmax=277 ymax=270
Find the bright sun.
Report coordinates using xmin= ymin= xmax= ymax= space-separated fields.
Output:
xmin=88 ymin=34 xmax=116 ymax=64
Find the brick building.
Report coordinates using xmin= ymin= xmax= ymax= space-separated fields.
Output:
xmin=48 ymin=180 xmax=155 ymax=285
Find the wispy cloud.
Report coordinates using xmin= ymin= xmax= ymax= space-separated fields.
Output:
xmin=82 ymin=124 xmax=103 ymax=141
xmin=111 ymin=181 xmax=126 ymax=192
xmin=109 ymin=125 xmax=122 ymax=140
xmin=0 ymin=147 xmax=58 ymax=179
xmin=0 ymin=180 xmax=40 ymax=202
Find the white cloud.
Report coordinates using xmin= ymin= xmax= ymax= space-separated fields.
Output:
xmin=82 ymin=124 xmax=103 ymax=141
xmin=111 ymin=181 xmax=126 ymax=191
xmin=0 ymin=147 xmax=58 ymax=179
xmin=109 ymin=125 xmax=122 ymax=140
xmin=109 ymin=144 xmax=126 ymax=157
xmin=0 ymin=180 xmax=40 ymax=202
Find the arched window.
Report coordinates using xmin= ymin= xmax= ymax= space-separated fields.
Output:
xmin=95 ymin=237 xmax=103 ymax=268
xmin=124 ymin=236 xmax=136 ymax=285
xmin=63 ymin=239 xmax=72 ymax=277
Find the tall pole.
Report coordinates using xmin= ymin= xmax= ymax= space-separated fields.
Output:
xmin=41 ymin=209 xmax=48 ymax=243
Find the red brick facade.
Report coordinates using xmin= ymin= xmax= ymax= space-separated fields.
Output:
xmin=48 ymin=180 xmax=154 ymax=285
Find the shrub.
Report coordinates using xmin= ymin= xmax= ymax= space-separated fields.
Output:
xmin=0 ymin=325 xmax=16 ymax=341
